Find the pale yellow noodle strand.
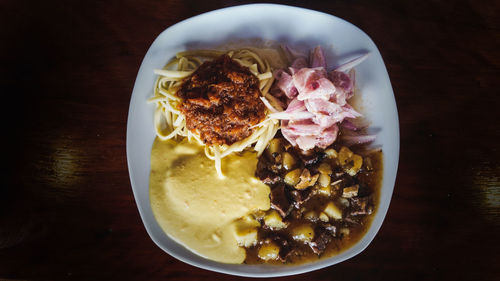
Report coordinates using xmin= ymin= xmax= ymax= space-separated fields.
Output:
xmin=153 ymin=69 xmax=194 ymax=79
xmin=155 ymin=107 xmax=182 ymax=140
xmin=261 ymin=76 xmax=275 ymax=95
xmin=158 ymin=89 xmax=181 ymax=101
xmin=164 ymin=107 xmax=172 ymax=131
xmin=234 ymin=49 xmax=265 ymax=72
xmin=213 ymin=145 xmax=223 ymax=178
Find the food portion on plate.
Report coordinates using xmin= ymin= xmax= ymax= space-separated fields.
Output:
xmin=148 ymin=45 xmax=382 ymax=264
xmin=149 ymin=49 xmax=280 ymax=177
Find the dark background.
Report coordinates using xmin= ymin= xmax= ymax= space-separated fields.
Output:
xmin=1 ymin=0 xmax=499 ymax=280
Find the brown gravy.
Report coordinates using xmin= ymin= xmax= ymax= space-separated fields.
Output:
xmin=247 ymin=141 xmax=383 ymax=264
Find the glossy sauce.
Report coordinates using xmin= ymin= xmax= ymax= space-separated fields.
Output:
xmin=246 ymin=149 xmax=383 ymax=264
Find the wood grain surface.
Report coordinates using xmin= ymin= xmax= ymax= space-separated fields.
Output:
xmin=1 ymin=0 xmax=499 ymax=280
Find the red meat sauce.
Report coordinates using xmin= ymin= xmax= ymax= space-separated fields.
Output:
xmin=177 ymin=55 xmax=266 ymax=146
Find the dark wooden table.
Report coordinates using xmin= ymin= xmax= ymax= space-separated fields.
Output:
xmin=2 ymin=0 xmax=499 ymax=280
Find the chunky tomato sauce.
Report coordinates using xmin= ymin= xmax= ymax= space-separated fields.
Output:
xmin=177 ymin=55 xmax=266 ymax=146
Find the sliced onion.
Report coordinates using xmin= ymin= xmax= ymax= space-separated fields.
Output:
xmin=334 ymin=53 xmax=370 ymax=72
xmin=340 ymin=134 xmax=376 ymax=147
xmin=341 ymin=119 xmax=360 ymax=131
xmin=269 ymin=111 xmax=314 ymax=120
xmin=259 ymin=97 xmax=279 ymax=113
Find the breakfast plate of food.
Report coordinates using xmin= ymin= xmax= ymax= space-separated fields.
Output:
xmin=127 ymin=3 xmax=399 ymax=277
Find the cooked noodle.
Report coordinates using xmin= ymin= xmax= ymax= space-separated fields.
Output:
xmin=148 ymin=49 xmax=281 ymax=177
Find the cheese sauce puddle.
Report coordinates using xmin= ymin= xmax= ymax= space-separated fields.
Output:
xmin=149 ymin=138 xmax=270 ymax=263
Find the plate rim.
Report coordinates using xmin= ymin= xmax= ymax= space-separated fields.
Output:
xmin=126 ymin=3 xmax=400 ymax=277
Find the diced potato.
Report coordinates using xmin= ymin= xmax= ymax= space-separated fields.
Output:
xmin=317 ymin=184 xmax=332 ymax=196
xmin=324 ymin=148 xmax=338 ymax=159
xmin=340 ymin=228 xmax=350 ymax=236
xmin=346 ymin=154 xmax=363 ymax=176
xmin=252 ymin=210 xmax=266 ymax=221
xmin=267 ymin=138 xmax=282 ymax=154
xmin=338 ymin=197 xmax=350 ymax=207
xmin=282 ymin=152 xmax=296 ymax=170
xmin=324 ymin=202 xmax=342 ymax=220
xmin=309 ymin=174 xmax=319 ymax=186
xmin=295 ymin=175 xmax=319 ymax=190
xmin=318 ymin=162 xmax=332 ymax=175
xmin=291 ymin=224 xmax=315 ymax=243
xmin=295 ymin=169 xmax=318 ymax=190
xmin=338 ymin=147 xmax=363 ymax=176
xmin=264 ymin=210 xmax=288 ymax=230
xmin=319 ymin=212 xmax=329 ymax=222
xmin=234 ymin=215 xmax=261 ymax=247
xmin=303 ymin=210 xmax=317 ymax=221
xmin=318 ymin=173 xmax=331 ymax=188
xmin=258 ymin=241 xmax=280 ymax=261
xmin=235 ymin=227 xmax=258 ymax=247
xmin=338 ymin=146 xmax=354 ymax=166
xmin=284 ymin=169 xmax=301 ymax=186
xmin=236 ymin=215 xmax=261 ymax=228
xmin=295 ymin=181 xmax=309 ymax=190
xmin=342 ymin=185 xmax=359 ymax=198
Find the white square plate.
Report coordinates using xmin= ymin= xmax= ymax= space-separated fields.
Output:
xmin=126 ymin=3 xmax=399 ymax=277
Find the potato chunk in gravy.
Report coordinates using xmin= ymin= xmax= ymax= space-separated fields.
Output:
xmin=243 ymin=137 xmax=383 ymax=264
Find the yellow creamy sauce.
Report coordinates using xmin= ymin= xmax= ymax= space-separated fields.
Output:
xmin=149 ymin=138 xmax=270 ymax=263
